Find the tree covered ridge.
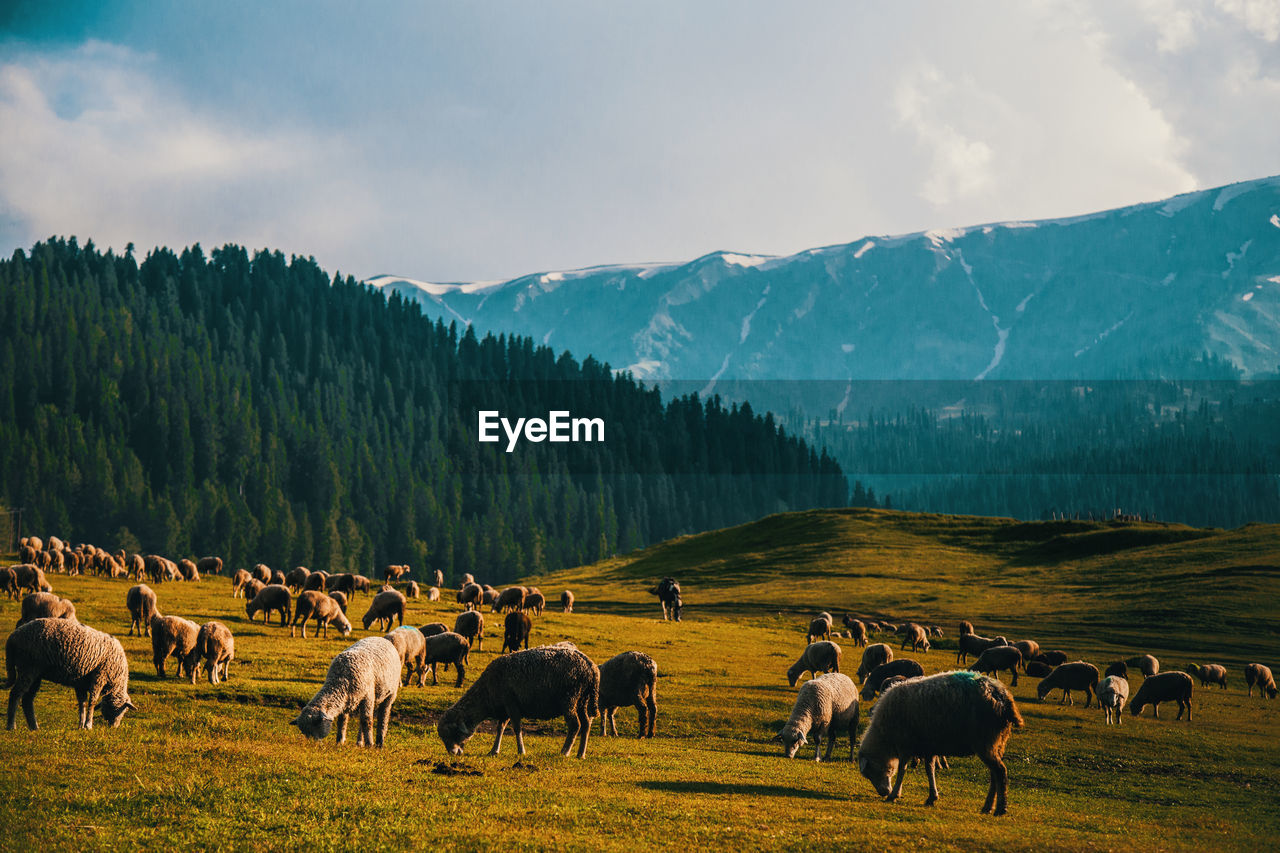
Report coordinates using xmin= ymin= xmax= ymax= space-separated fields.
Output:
xmin=0 ymin=238 xmax=846 ymax=582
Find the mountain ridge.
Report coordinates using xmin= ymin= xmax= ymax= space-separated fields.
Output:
xmin=372 ymin=175 xmax=1280 ymax=383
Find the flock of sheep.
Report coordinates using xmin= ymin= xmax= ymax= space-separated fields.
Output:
xmin=4 ymin=534 xmax=1278 ymax=818
xmin=780 ymin=611 xmax=1277 ymax=814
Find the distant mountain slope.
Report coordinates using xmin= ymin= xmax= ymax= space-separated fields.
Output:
xmin=375 ymin=176 xmax=1280 ymax=382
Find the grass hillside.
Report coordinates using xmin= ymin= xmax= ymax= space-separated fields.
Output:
xmin=1 ymin=508 xmax=1277 ymax=851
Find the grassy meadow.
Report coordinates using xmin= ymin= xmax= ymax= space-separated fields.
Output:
xmin=1 ymin=507 xmax=1277 ymax=851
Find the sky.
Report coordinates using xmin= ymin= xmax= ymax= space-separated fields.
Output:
xmin=1 ymin=0 xmax=1278 ymax=282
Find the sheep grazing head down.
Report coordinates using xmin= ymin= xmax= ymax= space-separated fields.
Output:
xmin=291 ymin=707 xmax=334 ymax=740
xmin=98 ymin=695 xmax=137 ymax=727
xmin=437 ymin=710 xmax=473 ymax=756
xmin=858 ymin=755 xmax=897 ymax=797
xmin=775 ymin=725 xmax=807 ymax=759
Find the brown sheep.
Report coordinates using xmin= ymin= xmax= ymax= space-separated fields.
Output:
xmin=1186 ymin=663 xmax=1228 ymax=689
xmin=230 ymin=569 xmax=251 ymax=598
xmin=245 ymin=584 xmax=293 ymax=626
xmin=899 ymin=623 xmax=930 ymax=654
xmin=1130 ymin=672 xmax=1193 ymax=720
xmin=453 ymin=610 xmax=484 ymax=651
xmin=16 ymin=592 xmax=77 ymax=627
xmin=361 ymin=589 xmax=406 ymax=632
xmin=290 ymin=591 xmax=352 ymax=638
xmin=599 ymin=651 xmax=658 ymax=738
xmin=126 ymin=584 xmax=159 ymax=636
xmin=1244 ymin=664 xmax=1277 ymax=699
xmin=502 ymin=611 xmax=532 ymax=654
xmin=842 ymin=615 xmax=868 ymax=647
xmin=1035 ymin=661 xmax=1100 ymax=706
xmin=969 ymin=646 xmax=1023 ymax=687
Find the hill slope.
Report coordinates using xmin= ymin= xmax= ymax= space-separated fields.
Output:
xmin=377 ymin=175 xmax=1280 ymax=384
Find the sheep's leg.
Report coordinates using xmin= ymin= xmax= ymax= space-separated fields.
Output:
xmin=575 ymin=704 xmax=590 ymax=758
xmin=490 ymin=718 xmax=509 ymax=755
xmin=357 ymin=702 xmax=374 ymax=747
xmin=454 ymin=662 xmax=466 ymax=688
xmin=633 ymin=700 xmax=646 ymax=738
xmin=1010 ymin=668 xmax=1018 ymax=687
xmin=1153 ymin=702 xmax=1160 ymax=719
xmin=12 ymin=678 xmax=40 ymax=731
xmin=886 ymin=762 xmax=908 ymax=802
xmin=374 ymin=697 xmax=393 ymax=747
xmin=560 ymin=711 xmax=580 ymax=757
xmin=646 ymin=693 xmax=657 ymax=738
xmin=334 ymin=712 xmax=349 ymax=745
xmin=980 ymin=753 xmax=1009 ymax=816
xmin=924 ymin=757 xmax=940 ymax=806
xmin=1085 ymin=686 xmax=1094 ymax=708
xmin=822 ymin=728 xmax=837 ymax=762
xmin=430 ymin=662 xmax=438 ymax=686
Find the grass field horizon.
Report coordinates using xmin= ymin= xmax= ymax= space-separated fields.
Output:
xmin=2 ymin=507 xmax=1277 ymax=851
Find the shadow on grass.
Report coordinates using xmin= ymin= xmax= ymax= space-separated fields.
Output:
xmin=637 ymin=780 xmax=845 ymax=800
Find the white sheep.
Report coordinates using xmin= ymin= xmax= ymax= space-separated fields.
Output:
xmin=1097 ymin=675 xmax=1130 ymax=725
xmin=291 ymin=637 xmax=402 ymax=747
xmin=384 ymin=626 xmax=428 ymax=687
xmin=6 ymin=619 xmax=136 ymax=730
xmin=775 ymin=672 xmax=860 ymax=761
xmin=1245 ymin=663 xmax=1277 ymax=699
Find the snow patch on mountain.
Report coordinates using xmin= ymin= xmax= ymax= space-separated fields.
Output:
xmin=853 ymin=240 xmax=875 ymax=259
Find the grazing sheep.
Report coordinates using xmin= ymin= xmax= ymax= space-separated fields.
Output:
xmin=1032 ymin=650 xmax=1070 ymax=668
xmin=436 ymin=645 xmax=600 ymax=758
xmin=1245 ymin=663 xmax=1277 ymax=699
xmin=241 ymin=579 xmax=266 ymax=603
xmin=776 ymin=672 xmax=860 ymax=761
xmin=502 ymin=611 xmax=533 ymax=654
xmin=1025 ymin=661 xmax=1054 ymax=678
xmin=384 ymin=626 xmax=428 ymax=687
xmin=1097 ymin=676 xmax=1130 ymax=725
xmin=648 ymin=577 xmax=682 ymax=622
xmin=1104 ymin=661 xmax=1128 ymax=679
xmin=178 ymin=559 xmax=200 ymax=582
xmin=361 ymin=589 xmax=406 ymax=632
xmin=492 ymin=586 xmax=526 ymax=614
xmin=862 ymin=659 xmax=926 ymax=700
xmin=230 ymin=569 xmax=251 ymax=598
xmin=841 ymin=615 xmax=868 ymax=647
xmin=899 ymin=623 xmax=930 ymax=654
xmin=126 ymin=584 xmax=159 ymax=637
xmin=328 ymin=591 xmax=348 ymax=613
xmin=269 ymin=570 xmax=286 ymax=587
xmin=13 ymin=565 xmax=48 ymax=596
xmin=6 ymin=619 xmax=135 ymax=730
xmin=196 ymin=556 xmax=223 ymax=577
xmin=423 ymin=632 xmax=471 ymax=687
xmin=127 ymin=554 xmax=145 ymax=581
xmin=1130 ymin=672 xmax=1194 ymax=720
xmin=481 ymin=586 xmax=499 ymax=607
xmin=928 ymin=626 xmax=944 ymax=638
xmin=290 ymin=591 xmax=352 ymax=639
xmin=251 ymin=564 xmax=271 ymax=583
xmin=461 ymin=572 xmax=475 ymax=585
xmin=857 ymin=671 xmax=1023 ymax=815
xmin=1186 ymin=663 xmax=1227 ymax=689
xmin=856 ymin=644 xmax=894 ymax=682
xmin=1012 ymin=640 xmax=1039 ymax=669
xmin=1125 ymin=654 xmax=1159 ymax=677
xmin=150 ymin=615 xmax=200 ymax=678
xmin=598 ymin=651 xmax=658 ymax=738
xmin=879 ymin=674 xmax=909 ymax=691
xmin=383 ymin=564 xmax=410 ymax=583
xmin=453 ymin=610 xmax=485 ymax=652
xmin=291 ymin=637 xmax=402 ymax=747
xmin=284 ymin=566 xmax=311 ymax=592
xmin=324 ymin=573 xmax=355 ymax=599
xmin=405 ymin=581 xmax=420 ymax=600
xmin=561 ymin=590 xmax=575 ymax=613
xmin=524 ymin=591 xmax=546 ymax=615
xmin=420 ymin=622 xmax=448 ymax=637
xmin=352 ymin=575 xmax=371 ymax=595
xmin=16 ymin=592 xmax=77 ymax=627
xmin=880 ymin=622 xmax=899 ymax=634
xmin=1035 ymin=661 xmax=1100 ymax=706
xmin=969 ymin=646 xmax=1024 ymax=687
xmin=192 ymin=622 xmax=234 ymax=684
xmin=246 ymin=584 xmax=293 ymax=626
xmin=787 ymin=640 xmax=843 ymax=686
xmin=426 ymin=586 xmax=440 ymax=602
xmin=303 ymin=571 xmax=329 ymax=592
xmin=457 ymin=582 xmax=484 ymax=611
xmin=0 ymin=567 xmax=16 ymax=600
xmin=806 ymin=616 xmax=833 ymax=645
xmin=959 ymin=620 xmax=974 ymax=636
xmin=956 ymin=633 xmax=1008 ymax=666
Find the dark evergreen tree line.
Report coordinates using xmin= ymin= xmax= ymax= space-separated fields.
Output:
xmin=0 ymin=238 xmax=846 ymax=581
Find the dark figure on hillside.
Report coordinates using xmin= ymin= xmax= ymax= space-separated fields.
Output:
xmin=648 ymin=577 xmax=682 ymax=622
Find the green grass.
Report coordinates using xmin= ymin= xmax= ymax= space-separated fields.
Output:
xmin=2 ymin=507 xmax=1278 ymax=851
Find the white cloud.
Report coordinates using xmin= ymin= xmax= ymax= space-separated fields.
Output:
xmin=1216 ymin=0 xmax=1280 ymax=41
xmin=895 ymin=66 xmax=995 ymax=206
xmin=0 ymin=41 xmax=379 ymax=270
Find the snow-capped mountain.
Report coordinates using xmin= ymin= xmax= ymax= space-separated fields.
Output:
xmin=369 ymin=176 xmax=1280 ymax=382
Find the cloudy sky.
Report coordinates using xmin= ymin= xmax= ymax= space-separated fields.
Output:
xmin=1 ymin=1 xmax=1278 ymax=282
